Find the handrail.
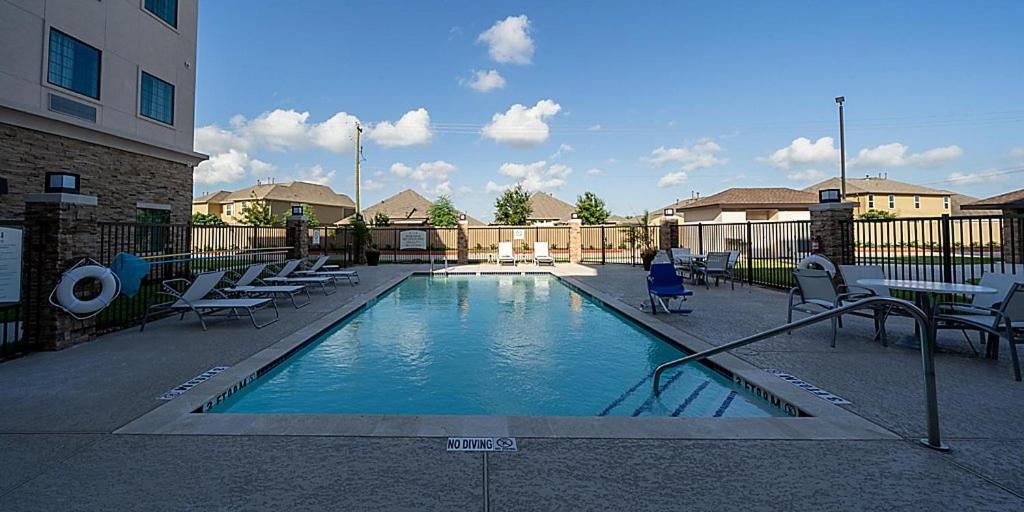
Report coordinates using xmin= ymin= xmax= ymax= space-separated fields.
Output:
xmin=652 ymin=296 xmax=949 ymax=451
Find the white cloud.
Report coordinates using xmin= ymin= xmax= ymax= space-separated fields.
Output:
xmin=244 ymin=109 xmax=313 ymax=151
xmin=586 ymin=168 xmax=603 ymax=176
xmin=194 ymin=125 xmax=252 ymax=155
xmin=309 ymin=112 xmax=360 ymax=153
xmin=1011 ymin=147 xmax=1024 ymax=158
xmin=366 ymin=108 xmax=433 ymax=147
xmin=944 ymin=171 xmax=1010 ymax=185
xmin=588 ymin=124 xmax=602 ymax=131
xmin=764 ymin=137 xmax=838 ymax=170
xmin=193 ymin=149 xmax=273 ymax=185
xmin=482 ymin=100 xmax=561 ymax=148
xmin=477 ymin=15 xmax=534 ymax=65
xmin=721 ymin=173 xmax=747 ymax=183
xmin=462 ymin=69 xmax=506 ymax=92
xmin=296 ymin=164 xmax=337 ymax=185
xmin=786 ymin=169 xmax=828 ymax=182
xmin=492 ymin=160 xmax=571 ymax=192
xmin=485 ymin=181 xmax=509 ymax=194
xmin=363 ymin=179 xmax=385 ymax=192
xmin=657 ymin=171 xmax=688 ymax=188
xmin=551 ymin=143 xmax=573 ymax=159
xmin=390 ymin=160 xmax=458 ymax=196
xmin=850 ymin=143 xmax=963 ymax=168
xmin=648 ymin=140 xmax=725 ymax=171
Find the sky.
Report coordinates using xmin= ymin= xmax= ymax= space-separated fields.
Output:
xmin=192 ymin=1 xmax=1024 ymax=221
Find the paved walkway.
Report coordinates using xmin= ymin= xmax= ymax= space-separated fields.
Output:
xmin=0 ymin=263 xmax=1021 ymax=510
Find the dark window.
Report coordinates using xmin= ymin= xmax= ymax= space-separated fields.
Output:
xmin=140 ymin=72 xmax=175 ymax=125
xmin=136 ymin=208 xmax=170 ymax=224
xmin=144 ymin=0 xmax=178 ymax=28
xmin=136 ymin=208 xmax=171 ymax=253
xmin=47 ymin=29 xmax=101 ymax=99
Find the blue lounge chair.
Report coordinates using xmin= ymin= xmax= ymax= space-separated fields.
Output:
xmin=647 ymin=262 xmax=693 ymax=314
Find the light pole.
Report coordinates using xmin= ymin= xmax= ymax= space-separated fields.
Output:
xmin=835 ymin=96 xmax=846 ymax=201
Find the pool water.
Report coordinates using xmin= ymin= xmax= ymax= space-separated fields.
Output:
xmin=213 ymin=275 xmax=781 ymax=418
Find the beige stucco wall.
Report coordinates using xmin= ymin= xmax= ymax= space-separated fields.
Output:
xmin=853 ymin=193 xmax=951 ymax=218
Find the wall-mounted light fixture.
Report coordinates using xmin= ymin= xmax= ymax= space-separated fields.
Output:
xmin=663 ymin=208 xmax=675 ymax=217
xmin=45 ymin=171 xmax=80 ymax=194
xmin=818 ymin=188 xmax=841 ymax=204
xmin=291 ymin=205 xmax=304 ymax=216
xmin=459 ymin=213 xmax=467 ymax=221
xmin=570 ymin=212 xmax=579 ymax=219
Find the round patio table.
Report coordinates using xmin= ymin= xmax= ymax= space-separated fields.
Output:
xmin=856 ymin=279 xmax=999 ymax=354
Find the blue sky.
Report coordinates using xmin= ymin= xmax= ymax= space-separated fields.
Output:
xmin=193 ymin=1 xmax=1024 ymax=220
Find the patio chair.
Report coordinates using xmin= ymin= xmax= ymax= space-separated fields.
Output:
xmin=534 ymin=242 xmax=555 ymax=266
xmin=726 ymin=250 xmax=742 ymax=287
xmin=838 ymin=264 xmax=896 ymax=345
xmin=647 ymin=262 xmax=693 ymax=315
xmin=935 ymin=272 xmax=1022 ymax=359
xmin=694 ymin=251 xmax=735 ymax=290
xmin=787 ymin=268 xmax=875 ymax=347
xmin=936 ymin=282 xmax=1024 ymax=381
xmin=140 ymin=271 xmax=279 ymax=331
xmin=292 ymin=255 xmax=359 ymax=285
xmin=262 ymin=260 xmax=338 ymax=295
xmin=670 ymin=248 xmax=694 ymax=278
xmin=222 ymin=263 xmax=311 ymax=309
xmin=497 ymin=242 xmax=516 ymax=266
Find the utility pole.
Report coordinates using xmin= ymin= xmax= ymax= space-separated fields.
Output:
xmin=835 ymin=96 xmax=846 ymax=201
xmin=354 ymin=122 xmax=362 ymax=215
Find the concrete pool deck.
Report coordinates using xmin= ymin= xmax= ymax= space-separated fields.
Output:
xmin=1 ymin=263 xmax=1023 ymax=510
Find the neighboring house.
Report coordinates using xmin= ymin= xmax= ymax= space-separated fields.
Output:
xmin=192 ymin=181 xmax=355 ymax=225
xmin=339 ymin=189 xmax=483 ymax=225
xmin=962 ymin=188 xmax=1024 ymax=215
xmin=673 ymin=188 xmax=818 ymax=223
xmin=650 ymin=197 xmax=699 ymax=225
xmin=525 ymin=192 xmax=576 ymax=225
xmin=804 ymin=176 xmax=961 ymax=218
xmin=0 ymin=0 xmax=205 ymax=223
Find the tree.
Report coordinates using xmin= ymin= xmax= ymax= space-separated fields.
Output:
xmin=372 ymin=211 xmax=391 ymax=226
xmin=300 ymin=203 xmax=319 ymax=228
xmin=858 ymin=209 xmax=897 ymax=220
xmin=575 ymin=191 xmax=610 ymax=225
xmin=239 ymin=193 xmax=281 ymax=226
xmin=428 ymin=195 xmax=460 ymax=227
xmin=191 ymin=212 xmax=225 ymax=226
xmin=493 ymin=185 xmax=532 ymax=225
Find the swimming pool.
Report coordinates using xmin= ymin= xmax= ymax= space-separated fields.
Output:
xmin=211 ymin=275 xmax=782 ymax=418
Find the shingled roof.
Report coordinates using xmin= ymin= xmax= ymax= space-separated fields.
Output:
xmin=676 ymin=187 xmax=818 ymax=210
xmin=192 ymin=190 xmax=230 ymax=204
xmin=340 ymin=189 xmax=484 ymax=225
xmin=528 ymin=192 xmax=575 ymax=222
xmin=962 ymin=188 xmax=1024 ymax=210
xmin=804 ymin=177 xmax=949 ymax=196
xmin=220 ymin=181 xmax=355 ymax=208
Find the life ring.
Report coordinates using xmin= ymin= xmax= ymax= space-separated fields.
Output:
xmin=796 ymin=254 xmax=836 ymax=276
xmin=55 ymin=265 xmax=120 ymax=316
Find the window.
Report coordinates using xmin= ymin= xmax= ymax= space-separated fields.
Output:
xmin=867 ymin=194 xmax=875 ymax=208
xmin=136 ymin=207 xmax=170 ymax=224
xmin=144 ymin=0 xmax=178 ymax=28
xmin=943 ymin=196 xmax=950 ymax=210
xmin=47 ymin=29 xmax=101 ymax=99
xmin=888 ymin=195 xmax=895 ymax=209
xmin=225 ymin=203 xmax=233 ymax=216
xmin=140 ymin=72 xmax=174 ymax=125
xmin=914 ymin=195 xmax=921 ymax=209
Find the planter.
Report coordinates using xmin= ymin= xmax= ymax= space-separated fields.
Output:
xmin=641 ymin=251 xmax=657 ymax=271
xmin=365 ymin=250 xmax=380 ymax=266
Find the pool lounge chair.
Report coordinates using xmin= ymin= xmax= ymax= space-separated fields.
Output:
xmin=222 ymin=263 xmax=311 ymax=309
xmin=497 ymin=242 xmax=516 ymax=266
xmin=262 ymin=260 xmax=338 ymax=295
xmin=293 ymin=255 xmax=360 ymax=285
xmin=647 ymin=262 xmax=693 ymax=314
xmin=534 ymin=242 xmax=555 ymax=266
xmin=140 ymin=271 xmax=279 ymax=331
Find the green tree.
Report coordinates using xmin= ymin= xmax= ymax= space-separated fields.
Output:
xmin=428 ymin=195 xmax=460 ymax=227
xmin=191 ymin=212 xmax=225 ymax=226
xmin=372 ymin=211 xmax=391 ymax=226
xmin=858 ymin=209 xmax=897 ymax=220
xmin=493 ymin=185 xmax=533 ymax=225
xmin=575 ymin=191 xmax=610 ymax=225
xmin=300 ymin=203 xmax=319 ymax=228
xmin=239 ymin=193 xmax=281 ymax=226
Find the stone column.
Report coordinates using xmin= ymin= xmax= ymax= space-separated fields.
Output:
xmin=809 ymin=202 xmax=856 ymax=267
xmin=285 ymin=215 xmax=309 ymax=261
xmin=21 ymin=193 xmax=100 ymax=350
xmin=568 ymin=219 xmax=583 ymax=264
xmin=658 ymin=216 xmax=679 ymax=251
xmin=456 ymin=219 xmax=469 ymax=264
xmin=1002 ymin=210 xmax=1023 ymax=265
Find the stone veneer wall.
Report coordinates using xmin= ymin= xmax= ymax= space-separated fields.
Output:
xmin=0 ymin=123 xmax=193 ymax=222
xmin=809 ymin=203 xmax=855 ymax=267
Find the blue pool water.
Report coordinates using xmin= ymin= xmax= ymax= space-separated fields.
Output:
xmin=213 ymin=275 xmax=781 ymax=418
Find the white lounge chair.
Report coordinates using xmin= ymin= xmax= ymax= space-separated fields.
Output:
xmin=534 ymin=242 xmax=555 ymax=266
xmin=140 ymin=271 xmax=279 ymax=331
xmin=262 ymin=260 xmax=338 ymax=295
xmin=497 ymin=242 xmax=516 ymax=266
xmin=222 ymin=263 xmax=311 ymax=309
xmin=293 ymin=255 xmax=359 ymax=285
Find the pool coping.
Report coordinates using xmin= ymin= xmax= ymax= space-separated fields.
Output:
xmin=116 ymin=268 xmax=899 ymax=442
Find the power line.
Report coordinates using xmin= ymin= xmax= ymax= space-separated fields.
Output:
xmin=913 ymin=166 xmax=1024 ymax=186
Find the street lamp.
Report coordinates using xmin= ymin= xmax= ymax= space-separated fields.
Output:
xmin=835 ymin=96 xmax=846 ymax=201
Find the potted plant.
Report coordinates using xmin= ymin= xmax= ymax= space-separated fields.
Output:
xmin=640 ymin=247 xmax=658 ymax=270
xmin=626 ymin=210 xmax=659 ymax=270
xmin=351 ymin=219 xmax=379 ymax=266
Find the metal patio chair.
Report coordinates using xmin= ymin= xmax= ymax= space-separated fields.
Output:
xmin=647 ymin=262 xmax=693 ymax=314
xmin=262 ymin=260 xmax=338 ymax=295
xmin=140 ymin=270 xmax=280 ymax=331
xmin=694 ymin=251 xmax=734 ymax=290
xmin=787 ymin=268 xmax=875 ymax=347
xmin=292 ymin=255 xmax=359 ymax=285
xmin=838 ymin=264 xmax=898 ymax=346
xmin=936 ymin=282 xmax=1024 ymax=380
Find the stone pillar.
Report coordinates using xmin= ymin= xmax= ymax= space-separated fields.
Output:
xmin=658 ymin=216 xmax=679 ymax=251
xmin=1002 ymin=210 xmax=1023 ymax=265
xmin=809 ymin=202 xmax=856 ymax=267
xmin=21 ymin=193 xmax=100 ymax=350
xmin=285 ymin=215 xmax=309 ymax=261
xmin=568 ymin=219 xmax=582 ymax=264
xmin=457 ymin=219 xmax=469 ymax=264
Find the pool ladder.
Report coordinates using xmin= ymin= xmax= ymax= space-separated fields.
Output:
xmin=652 ymin=296 xmax=949 ymax=452
xmin=429 ymin=256 xmax=449 ymax=276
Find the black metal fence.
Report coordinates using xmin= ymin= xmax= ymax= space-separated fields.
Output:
xmin=365 ymin=227 xmax=460 ymax=263
xmin=467 ymin=226 xmax=572 ymax=262
xmin=580 ymin=225 xmax=660 ymax=265
xmin=676 ymin=221 xmax=811 ymax=289
xmin=310 ymin=225 xmax=355 ymax=265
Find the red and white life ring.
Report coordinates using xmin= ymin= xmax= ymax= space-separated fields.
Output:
xmin=796 ymin=254 xmax=836 ymax=276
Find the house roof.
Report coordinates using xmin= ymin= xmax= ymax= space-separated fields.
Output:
xmin=192 ymin=190 xmax=230 ymax=204
xmin=676 ymin=187 xmax=818 ymax=210
xmin=528 ymin=192 xmax=575 ymax=221
xmin=804 ymin=177 xmax=949 ymax=196
xmin=337 ymin=189 xmax=485 ymax=226
xmin=219 ymin=181 xmax=355 ymax=208
xmin=961 ymin=188 xmax=1024 ymax=210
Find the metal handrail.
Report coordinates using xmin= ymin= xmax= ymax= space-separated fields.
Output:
xmin=652 ymin=296 xmax=949 ymax=451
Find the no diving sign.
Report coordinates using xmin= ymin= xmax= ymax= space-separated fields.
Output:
xmin=447 ymin=437 xmax=517 ymax=452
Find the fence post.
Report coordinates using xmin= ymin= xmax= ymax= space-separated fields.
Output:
xmin=658 ymin=216 xmax=678 ymax=251
xmin=939 ymin=214 xmax=953 ymax=283
xmin=697 ymin=223 xmax=704 ymax=254
xmin=600 ymin=225 xmax=606 ymax=265
xmin=21 ymin=192 xmax=100 ymax=350
xmin=457 ymin=220 xmax=469 ymax=264
xmin=1003 ymin=212 xmax=1023 ymax=266
xmin=285 ymin=214 xmax=309 ymax=261
xmin=568 ymin=219 xmax=583 ymax=264
xmin=809 ymin=202 xmax=856 ymax=268
xmin=746 ymin=221 xmax=754 ymax=286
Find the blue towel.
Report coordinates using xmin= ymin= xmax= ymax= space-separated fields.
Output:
xmin=111 ymin=252 xmax=150 ymax=298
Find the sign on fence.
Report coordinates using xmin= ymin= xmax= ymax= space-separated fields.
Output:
xmin=513 ymin=228 xmax=525 ymax=240
xmin=0 ymin=227 xmax=22 ymax=303
xmin=399 ymin=230 xmax=427 ymax=250
xmin=312 ymin=229 xmax=321 ymax=246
